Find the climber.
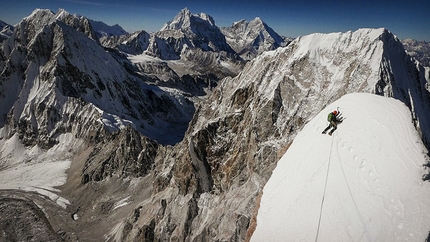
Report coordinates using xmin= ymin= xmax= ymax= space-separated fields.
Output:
xmin=322 ymin=110 xmax=342 ymax=135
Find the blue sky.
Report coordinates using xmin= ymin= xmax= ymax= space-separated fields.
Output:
xmin=1 ymin=0 xmax=429 ymax=40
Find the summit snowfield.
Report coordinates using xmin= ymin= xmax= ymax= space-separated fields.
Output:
xmin=251 ymin=93 xmax=430 ymax=242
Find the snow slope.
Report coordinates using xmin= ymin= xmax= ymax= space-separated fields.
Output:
xmin=251 ymin=93 xmax=430 ymax=242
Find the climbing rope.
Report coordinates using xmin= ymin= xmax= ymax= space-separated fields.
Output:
xmin=315 ymin=135 xmax=335 ymax=242
xmin=315 ymin=133 xmax=371 ymax=242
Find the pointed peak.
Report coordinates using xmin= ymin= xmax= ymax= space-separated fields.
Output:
xmin=161 ymin=8 xmax=216 ymax=31
xmin=254 ymin=17 xmax=263 ymax=22
xmin=250 ymin=17 xmax=266 ymax=26
xmin=179 ymin=7 xmax=191 ymax=14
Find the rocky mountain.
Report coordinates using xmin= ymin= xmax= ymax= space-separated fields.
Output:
xmin=97 ymin=9 xmax=295 ymax=98
xmin=100 ymin=8 xmax=249 ymax=96
xmin=158 ymin=7 xmax=234 ymax=54
xmin=221 ymin=18 xmax=291 ymax=60
xmin=101 ymin=30 xmax=151 ymax=55
xmin=0 ymin=8 xmax=194 ymax=147
xmin=89 ymin=19 xmax=128 ymax=39
xmin=55 ymin=8 xmax=100 ymax=43
xmin=1 ymin=7 xmax=430 ymax=242
xmin=402 ymin=38 xmax=430 ymax=67
xmin=0 ymin=20 xmax=14 ymax=43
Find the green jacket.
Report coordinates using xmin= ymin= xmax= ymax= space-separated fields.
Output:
xmin=327 ymin=112 xmax=336 ymax=122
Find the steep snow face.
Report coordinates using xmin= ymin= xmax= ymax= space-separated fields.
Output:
xmin=251 ymin=93 xmax=430 ymax=241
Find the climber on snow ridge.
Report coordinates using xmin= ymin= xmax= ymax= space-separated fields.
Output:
xmin=322 ymin=110 xmax=343 ymax=135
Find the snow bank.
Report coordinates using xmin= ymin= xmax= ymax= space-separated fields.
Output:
xmin=251 ymin=93 xmax=430 ymax=241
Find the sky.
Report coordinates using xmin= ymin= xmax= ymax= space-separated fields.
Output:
xmin=0 ymin=0 xmax=429 ymax=41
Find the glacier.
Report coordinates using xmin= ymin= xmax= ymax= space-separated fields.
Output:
xmin=251 ymin=93 xmax=430 ymax=241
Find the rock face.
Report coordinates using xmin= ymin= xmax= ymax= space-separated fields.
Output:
xmin=1 ymin=8 xmax=430 ymax=242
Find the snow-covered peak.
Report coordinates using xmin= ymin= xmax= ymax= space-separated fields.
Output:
xmin=89 ymin=19 xmax=128 ymax=38
xmin=290 ymin=27 xmax=387 ymax=60
xmin=0 ymin=20 xmax=14 ymax=41
xmin=12 ymin=8 xmax=99 ymax=44
xmin=161 ymin=7 xmax=216 ymax=31
xmin=20 ymin=8 xmax=56 ymax=33
xmin=53 ymin=8 xmax=99 ymax=41
xmin=221 ymin=17 xmax=288 ymax=59
xmin=251 ymin=93 xmax=430 ymax=241
xmin=153 ymin=8 xmax=233 ymax=55
xmin=55 ymin=8 xmax=82 ymax=20
xmin=24 ymin=8 xmax=55 ymax=21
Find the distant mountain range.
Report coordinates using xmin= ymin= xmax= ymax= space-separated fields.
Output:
xmin=402 ymin=38 xmax=430 ymax=67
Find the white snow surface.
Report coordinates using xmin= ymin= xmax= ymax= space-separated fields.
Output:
xmin=0 ymin=133 xmax=77 ymax=208
xmin=251 ymin=93 xmax=430 ymax=242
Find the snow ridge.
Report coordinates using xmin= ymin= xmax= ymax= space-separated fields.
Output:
xmin=251 ymin=93 xmax=430 ymax=241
